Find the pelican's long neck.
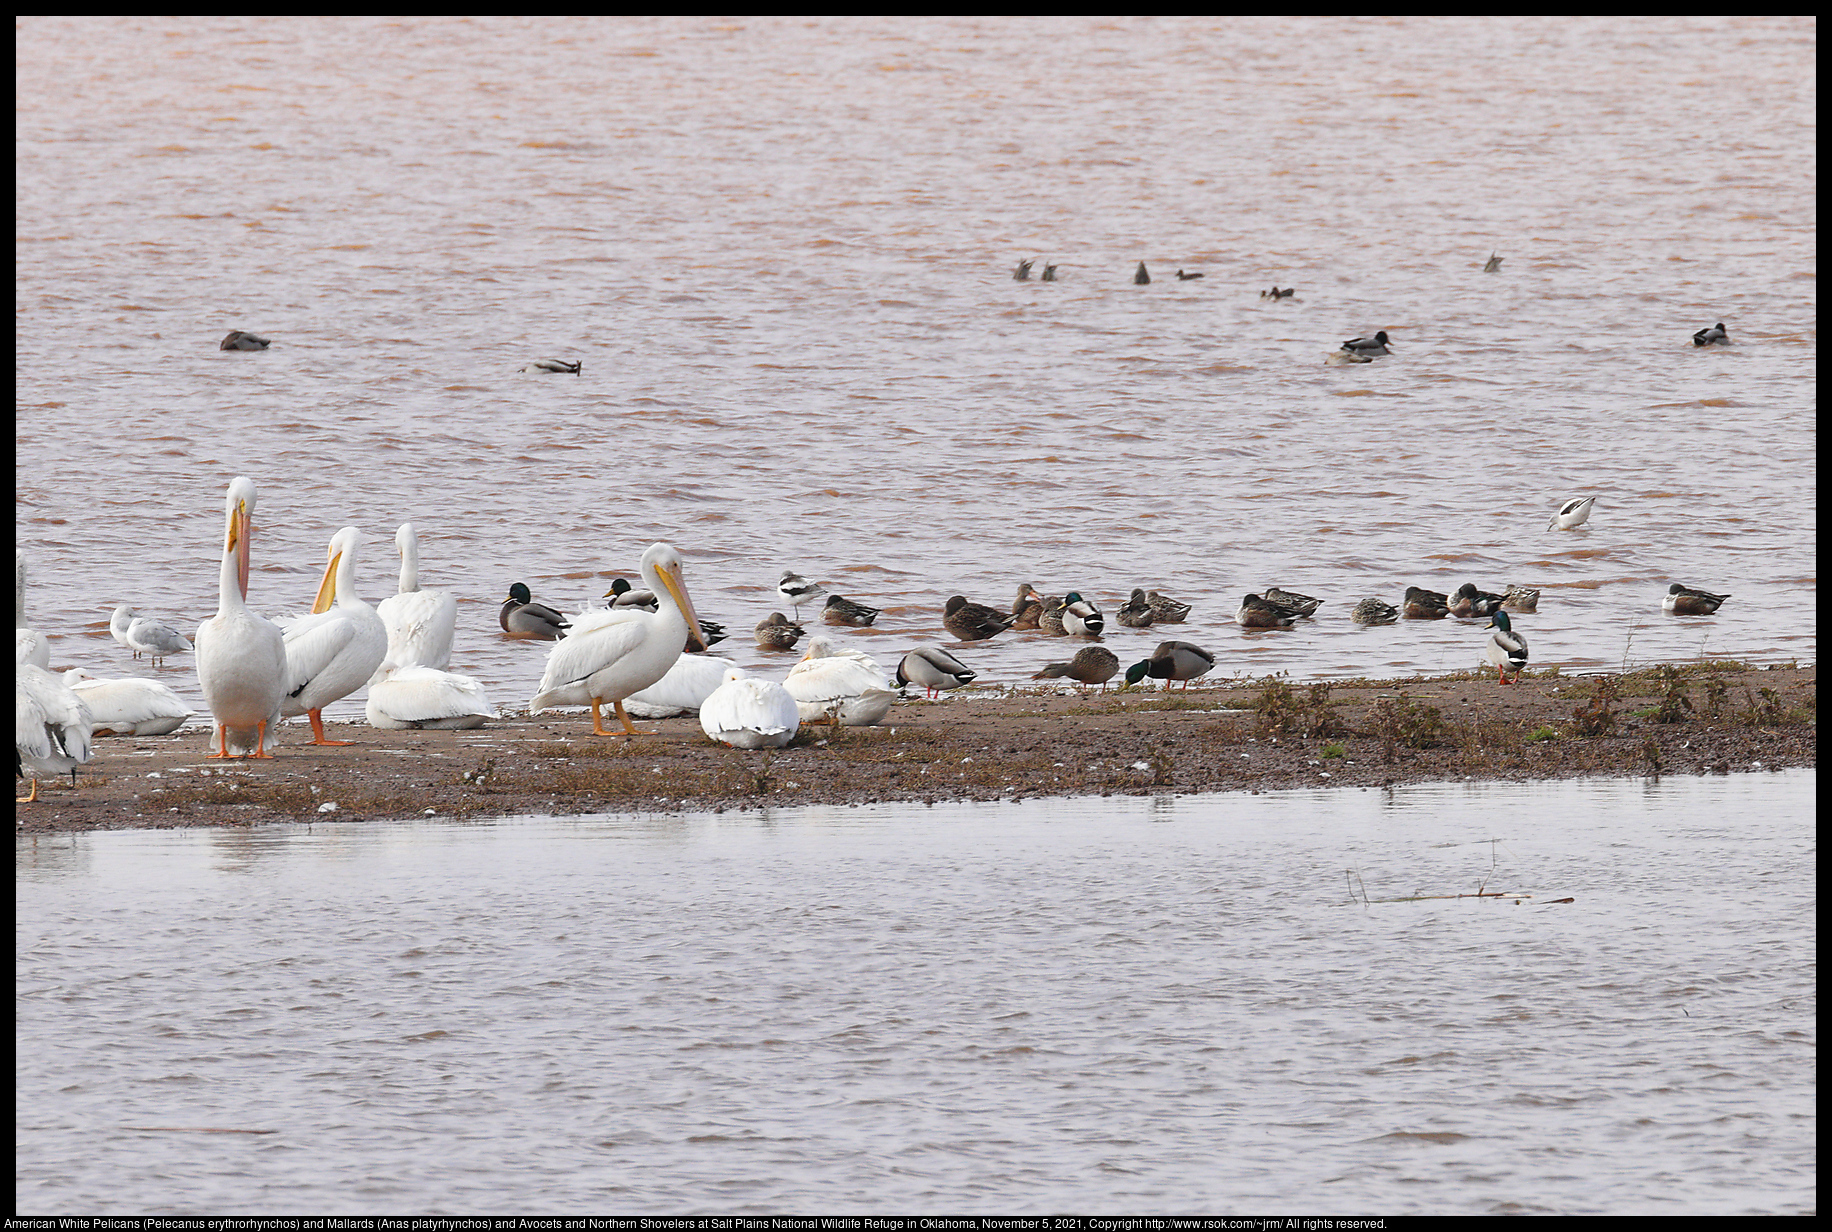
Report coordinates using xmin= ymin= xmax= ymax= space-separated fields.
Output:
xmin=396 ymin=527 xmax=420 ymax=594
xmin=641 ymin=550 xmax=702 ymax=649
xmin=218 ymin=511 xmax=251 ymax=616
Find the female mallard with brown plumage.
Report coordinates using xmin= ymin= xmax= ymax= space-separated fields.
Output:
xmin=822 ymin=594 xmax=881 ymax=627
xmin=1403 ymin=586 xmax=1451 ymax=620
xmin=1237 ymin=593 xmax=1298 ymax=629
xmin=943 ymin=595 xmax=1016 ymax=642
xmin=754 ymin=611 xmax=805 ymax=650
xmin=1031 ymin=645 xmax=1120 ymax=690
xmin=1010 ymin=582 xmax=1044 ymax=630
xmin=1263 ymin=587 xmax=1322 ymax=617
xmin=1116 ymin=589 xmax=1156 ymax=628
xmin=1351 ymin=597 xmax=1399 ymax=625
xmin=1501 ymin=585 xmax=1540 ymax=613
xmin=1145 ymin=590 xmax=1191 ymax=623
xmin=1037 ymin=595 xmax=1068 ymax=637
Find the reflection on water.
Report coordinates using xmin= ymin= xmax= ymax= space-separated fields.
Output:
xmin=16 ymin=771 xmax=1815 ymax=1214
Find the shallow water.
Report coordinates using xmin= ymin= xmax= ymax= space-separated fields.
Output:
xmin=13 ymin=17 xmax=1817 ymax=730
xmin=16 ymin=770 xmax=1816 ymax=1214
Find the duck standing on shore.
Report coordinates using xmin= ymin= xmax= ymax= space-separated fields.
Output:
xmin=1032 ymin=645 xmax=1120 ymax=691
xmin=1484 ymin=611 xmax=1529 ymax=685
xmin=1124 ymin=641 xmax=1215 ymax=690
xmin=896 ymin=645 xmax=977 ymax=698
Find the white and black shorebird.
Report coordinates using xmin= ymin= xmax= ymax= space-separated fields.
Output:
xmin=520 ymin=358 xmax=582 ymax=374
xmin=777 ymin=570 xmax=826 ymax=618
xmin=1547 ymin=496 xmax=1596 ymax=531
xmin=1340 ymin=330 xmax=1394 ymax=357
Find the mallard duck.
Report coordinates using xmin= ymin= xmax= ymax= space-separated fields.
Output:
xmin=1012 ymin=259 xmax=1033 ymax=281
xmin=1341 ymin=330 xmax=1393 ymax=356
xmin=219 ymin=330 xmax=270 ymax=351
xmin=1501 ymin=584 xmax=1540 ymax=613
xmin=605 ymin=577 xmax=657 ymax=610
xmin=896 ymin=645 xmax=977 ymax=698
xmin=699 ymin=668 xmax=802 ymax=749
xmin=754 ymin=611 xmax=805 ymax=650
xmin=16 ymin=662 xmax=93 ymax=801
xmin=1124 ymin=640 xmax=1214 ymax=690
xmin=1260 ymin=285 xmax=1297 ymax=300
xmin=1350 ymin=598 xmax=1399 ymax=625
xmin=1116 ymin=589 xmax=1156 ymax=628
xmin=1663 ymin=583 xmax=1730 ymax=616
xmin=520 ymin=358 xmax=582 ymax=374
xmin=1175 ymin=269 xmax=1204 ymax=280
xmin=1237 ymin=593 xmax=1298 ymax=629
xmin=1264 ymin=587 xmax=1323 ymax=617
xmin=500 ymin=583 xmax=570 ymax=640
xmin=1040 ymin=264 xmax=1058 ymax=282
xmin=1031 ymin=645 xmax=1120 ymax=690
xmin=1448 ymin=583 xmax=1506 ymax=618
xmin=1483 ymin=252 xmax=1504 ymax=273
xmin=1062 ymin=591 xmax=1104 ymax=637
xmin=1037 ymin=595 xmax=1068 ymax=637
xmin=62 ymin=668 xmax=191 ymax=737
xmin=1692 ymin=322 xmax=1729 ymax=346
xmin=1145 ymin=590 xmax=1192 ymax=623
xmin=821 ymin=594 xmax=881 ymax=627
xmin=943 ymin=595 xmax=1015 ymax=642
xmin=1325 ymin=349 xmax=1375 ymax=366
xmin=1133 ymin=262 xmax=1151 ymax=285
xmin=1403 ymin=586 xmax=1451 ymax=620
xmin=1010 ymin=582 xmax=1044 ymax=630
xmin=784 ymin=637 xmax=896 ymax=726
xmin=1547 ymin=496 xmax=1596 ymax=531
xmin=1483 ymin=610 xmax=1529 ymax=685
xmin=777 ymin=570 xmax=826 ymax=618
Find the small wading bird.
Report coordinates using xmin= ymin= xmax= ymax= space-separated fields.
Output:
xmin=1548 ymin=496 xmax=1597 ymax=531
xmin=777 ymin=570 xmax=826 ymax=618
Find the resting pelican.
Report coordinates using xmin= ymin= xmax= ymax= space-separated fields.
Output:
xmin=17 ymin=662 xmax=94 ymax=801
xmin=16 ymin=550 xmax=50 ymax=669
xmin=625 ymin=652 xmax=739 ymax=718
xmin=194 ymin=477 xmax=288 ymax=758
xmin=365 ymin=666 xmax=493 ymax=730
xmin=372 ymin=522 xmax=456 ymax=680
xmin=783 ymin=636 xmax=896 ymax=726
xmin=699 ymin=667 xmax=802 ymax=749
xmin=280 ymin=527 xmax=388 ymax=745
xmin=529 ymin=542 xmax=704 ymax=737
xmin=62 ymin=668 xmax=193 ymax=736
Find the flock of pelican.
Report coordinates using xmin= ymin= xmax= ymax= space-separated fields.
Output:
xmin=15 ymin=477 xmax=1737 ymax=798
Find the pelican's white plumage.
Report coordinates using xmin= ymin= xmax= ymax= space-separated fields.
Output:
xmin=372 ymin=522 xmax=457 ymax=681
xmin=365 ymin=666 xmax=493 ymax=730
xmin=625 ymin=653 xmax=740 ymax=718
xmin=62 ymin=668 xmax=193 ymax=736
xmin=783 ymin=636 xmax=897 ymax=726
xmin=17 ymin=662 xmax=94 ymax=799
xmin=124 ymin=609 xmax=192 ymax=666
xmin=529 ymin=542 xmax=704 ymax=736
xmin=194 ymin=477 xmax=288 ymax=758
xmin=16 ymin=551 xmax=51 ymax=669
xmin=280 ymin=526 xmax=388 ymax=745
xmin=699 ymin=667 xmax=802 ymax=749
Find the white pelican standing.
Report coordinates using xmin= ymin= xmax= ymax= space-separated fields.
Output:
xmin=16 ymin=550 xmax=51 ymax=669
xmin=63 ymin=668 xmax=193 ymax=736
xmin=529 ymin=542 xmax=704 ymax=737
xmin=372 ymin=522 xmax=457 ymax=680
xmin=699 ymin=667 xmax=802 ymax=749
xmin=17 ymin=662 xmax=94 ymax=801
xmin=783 ymin=636 xmax=897 ymax=726
xmin=280 ymin=526 xmax=388 ymax=746
xmin=365 ymin=665 xmax=493 ymax=730
xmin=195 ymin=477 xmax=289 ymax=758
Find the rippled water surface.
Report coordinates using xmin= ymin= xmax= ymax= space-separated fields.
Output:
xmin=14 ymin=17 xmax=1816 ymax=726
xmin=15 ymin=771 xmax=1817 ymax=1214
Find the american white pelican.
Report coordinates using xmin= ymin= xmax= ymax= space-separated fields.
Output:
xmin=896 ymin=646 xmax=976 ymax=698
xmin=1547 ymin=496 xmax=1596 ymax=531
xmin=280 ymin=527 xmax=388 ymax=745
xmin=1483 ymin=611 xmax=1530 ymax=685
xmin=783 ymin=637 xmax=896 ymax=726
xmin=121 ymin=608 xmax=192 ymax=666
xmin=500 ymin=583 xmax=570 ymax=639
xmin=1124 ymin=641 xmax=1215 ymax=690
xmin=699 ymin=667 xmax=802 ymax=749
xmin=520 ymin=358 xmax=582 ymax=374
xmin=625 ymin=653 xmax=739 ymax=718
xmin=365 ymin=666 xmax=493 ymax=730
xmin=62 ymin=668 xmax=193 ymax=736
xmin=1664 ymin=583 xmax=1730 ymax=616
xmin=372 ymin=522 xmax=456 ymax=680
xmin=17 ymin=662 xmax=94 ymax=801
xmin=529 ymin=542 xmax=704 ymax=737
xmin=194 ymin=477 xmax=288 ymax=758
xmin=220 ymin=330 xmax=271 ymax=350
xmin=1031 ymin=645 xmax=1119 ymax=690
xmin=16 ymin=550 xmax=51 ymax=669
xmin=777 ymin=570 xmax=826 ymax=617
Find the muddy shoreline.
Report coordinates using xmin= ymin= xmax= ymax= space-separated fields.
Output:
xmin=15 ymin=663 xmax=1815 ymax=834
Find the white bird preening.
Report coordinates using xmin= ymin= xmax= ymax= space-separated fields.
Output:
xmin=529 ymin=542 xmax=704 ymax=738
xmin=62 ymin=668 xmax=192 ymax=737
xmin=280 ymin=526 xmax=388 ymax=746
xmin=783 ymin=636 xmax=897 ymax=726
xmin=699 ymin=667 xmax=802 ymax=749
xmin=195 ymin=477 xmax=289 ymax=759
xmin=16 ymin=550 xmax=51 ymax=669
xmin=372 ymin=522 xmax=457 ymax=679
xmin=1547 ymin=496 xmax=1596 ymax=531
xmin=365 ymin=665 xmax=493 ymax=730
xmin=625 ymin=652 xmax=740 ymax=718
xmin=17 ymin=662 xmax=94 ymax=801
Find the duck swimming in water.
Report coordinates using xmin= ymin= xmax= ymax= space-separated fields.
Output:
xmin=1448 ymin=583 xmax=1506 ymax=619
xmin=943 ymin=595 xmax=1015 ymax=642
xmin=1341 ymin=331 xmax=1394 ymax=356
xmin=500 ymin=583 xmax=570 ymax=640
xmin=520 ymin=358 xmax=582 ymax=374
xmin=1692 ymin=322 xmax=1729 ymax=346
xmin=1237 ymin=594 xmax=1298 ymax=629
xmin=219 ymin=330 xmax=270 ymax=351
xmin=1403 ymin=586 xmax=1451 ymax=620
xmin=1351 ymin=598 xmax=1399 ymax=625
xmin=1663 ymin=583 xmax=1730 ymax=616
